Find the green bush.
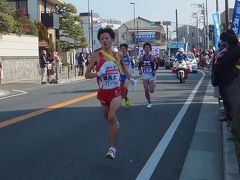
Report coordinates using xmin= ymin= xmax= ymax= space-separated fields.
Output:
xmin=0 ymin=12 xmax=17 ymax=34
xmin=35 ymin=22 xmax=48 ymax=41
xmin=27 ymin=19 xmax=38 ymax=36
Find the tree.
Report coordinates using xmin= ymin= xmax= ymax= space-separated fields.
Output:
xmin=0 ymin=0 xmax=37 ymax=36
xmin=0 ymin=0 xmax=22 ymax=34
xmin=55 ymin=3 xmax=87 ymax=52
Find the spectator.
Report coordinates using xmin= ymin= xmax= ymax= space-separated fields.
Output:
xmin=77 ymin=52 xmax=85 ymax=76
xmin=46 ymin=52 xmax=54 ymax=83
xmin=39 ymin=50 xmax=48 ymax=84
xmin=218 ymin=30 xmax=240 ymax=122
xmin=54 ymin=52 xmax=61 ymax=83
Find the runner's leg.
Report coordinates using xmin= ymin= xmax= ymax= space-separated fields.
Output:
xmin=107 ymin=96 xmax=122 ymax=147
xmin=124 ymin=79 xmax=130 ymax=101
xmin=101 ymin=104 xmax=109 ymax=119
xmin=149 ymin=79 xmax=155 ymax=93
xmin=143 ymin=79 xmax=151 ymax=104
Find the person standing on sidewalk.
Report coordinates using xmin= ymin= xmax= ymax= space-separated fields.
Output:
xmin=218 ymin=30 xmax=240 ymax=123
xmin=77 ymin=52 xmax=85 ymax=76
xmin=85 ymin=27 xmax=132 ymax=159
xmin=54 ymin=52 xmax=61 ymax=83
xmin=46 ymin=52 xmax=54 ymax=83
xmin=39 ymin=50 xmax=48 ymax=84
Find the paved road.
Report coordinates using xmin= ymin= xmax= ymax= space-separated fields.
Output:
xmin=0 ymin=69 xmax=223 ymax=180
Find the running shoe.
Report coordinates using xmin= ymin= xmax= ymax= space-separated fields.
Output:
xmin=146 ymin=103 xmax=152 ymax=108
xmin=124 ymin=98 xmax=130 ymax=107
xmin=106 ymin=149 xmax=116 ymax=159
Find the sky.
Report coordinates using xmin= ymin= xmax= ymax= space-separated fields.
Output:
xmin=65 ymin=0 xmax=235 ymax=26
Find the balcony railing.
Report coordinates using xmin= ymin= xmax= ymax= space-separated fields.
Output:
xmin=41 ymin=12 xmax=60 ymax=29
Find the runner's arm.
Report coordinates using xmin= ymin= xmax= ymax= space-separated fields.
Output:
xmin=118 ymin=53 xmax=131 ymax=78
xmin=138 ymin=57 xmax=143 ymax=71
xmin=85 ymin=53 xmax=98 ymax=79
xmin=154 ymin=56 xmax=159 ymax=71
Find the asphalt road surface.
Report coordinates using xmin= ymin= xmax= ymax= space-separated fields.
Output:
xmin=0 ymin=68 xmax=220 ymax=180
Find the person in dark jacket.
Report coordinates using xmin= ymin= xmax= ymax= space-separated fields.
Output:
xmin=218 ymin=30 xmax=240 ymax=121
xmin=77 ymin=52 xmax=85 ymax=76
xmin=39 ymin=50 xmax=48 ymax=84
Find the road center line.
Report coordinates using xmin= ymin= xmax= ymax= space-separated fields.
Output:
xmin=136 ymin=71 xmax=205 ymax=180
xmin=0 ymin=92 xmax=97 ymax=128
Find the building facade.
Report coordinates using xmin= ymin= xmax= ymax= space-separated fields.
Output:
xmin=11 ymin=0 xmax=64 ymax=49
xmin=79 ymin=12 xmax=122 ymax=52
xmin=116 ymin=17 xmax=166 ymax=56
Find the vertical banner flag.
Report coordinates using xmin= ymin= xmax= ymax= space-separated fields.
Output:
xmin=212 ymin=12 xmax=221 ymax=52
xmin=231 ymin=0 xmax=240 ymax=35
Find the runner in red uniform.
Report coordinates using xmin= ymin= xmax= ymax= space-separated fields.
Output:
xmin=85 ymin=27 xmax=131 ymax=159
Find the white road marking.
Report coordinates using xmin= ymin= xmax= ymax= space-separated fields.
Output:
xmin=136 ymin=70 xmax=205 ymax=180
xmin=0 ymin=89 xmax=28 ymax=100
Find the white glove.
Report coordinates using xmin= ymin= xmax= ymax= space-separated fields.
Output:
xmin=129 ymin=77 xmax=137 ymax=86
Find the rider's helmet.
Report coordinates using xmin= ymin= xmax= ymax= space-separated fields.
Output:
xmin=178 ymin=48 xmax=184 ymax=53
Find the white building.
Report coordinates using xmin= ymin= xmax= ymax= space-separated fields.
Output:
xmin=79 ymin=12 xmax=122 ymax=52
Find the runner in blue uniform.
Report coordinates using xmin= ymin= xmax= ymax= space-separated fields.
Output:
xmin=120 ymin=43 xmax=134 ymax=107
xmin=138 ymin=42 xmax=159 ymax=108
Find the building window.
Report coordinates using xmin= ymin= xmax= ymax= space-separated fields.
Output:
xmin=155 ymin=32 xmax=160 ymax=40
xmin=121 ymin=33 xmax=125 ymax=40
xmin=11 ymin=0 xmax=28 ymax=10
xmin=192 ymin=33 xmax=194 ymax=37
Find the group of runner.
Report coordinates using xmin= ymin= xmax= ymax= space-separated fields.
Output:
xmin=85 ymin=27 xmax=159 ymax=159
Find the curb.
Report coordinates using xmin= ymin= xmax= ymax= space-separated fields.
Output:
xmin=220 ymin=100 xmax=240 ymax=180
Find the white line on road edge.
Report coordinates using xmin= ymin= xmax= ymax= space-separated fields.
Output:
xmin=0 ymin=89 xmax=28 ymax=100
xmin=136 ymin=70 xmax=206 ymax=180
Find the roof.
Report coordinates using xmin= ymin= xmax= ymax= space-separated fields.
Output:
xmin=122 ymin=16 xmax=164 ymax=31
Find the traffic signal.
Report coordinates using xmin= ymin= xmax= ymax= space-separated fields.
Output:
xmin=150 ymin=21 xmax=161 ymax=26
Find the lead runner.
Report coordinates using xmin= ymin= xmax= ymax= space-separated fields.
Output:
xmin=85 ymin=27 xmax=132 ymax=159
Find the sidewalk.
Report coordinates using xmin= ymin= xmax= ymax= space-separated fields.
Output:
xmin=0 ymin=68 xmax=86 ymax=97
xmin=180 ymin=83 xmax=240 ymax=180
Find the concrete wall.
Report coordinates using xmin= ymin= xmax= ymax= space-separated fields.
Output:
xmin=0 ymin=34 xmax=40 ymax=82
xmin=0 ymin=34 xmax=39 ymax=57
xmin=0 ymin=57 xmax=40 ymax=82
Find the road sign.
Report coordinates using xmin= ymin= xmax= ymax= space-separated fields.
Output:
xmin=163 ymin=21 xmax=171 ymax=26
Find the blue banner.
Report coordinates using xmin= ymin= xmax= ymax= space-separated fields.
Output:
xmin=212 ymin=12 xmax=221 ymax=52
xmin=231 ymin=0 xmax=240 ymax=35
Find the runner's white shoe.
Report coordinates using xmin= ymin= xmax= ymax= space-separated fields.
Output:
xmin=146 ymin=103 xmax=152 ymax=108
xmin=106 ymin=149 xmax=116 ymax=159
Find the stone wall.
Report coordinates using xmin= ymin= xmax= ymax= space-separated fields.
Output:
xmin=0 ymin=57 xmax=40 ymax=83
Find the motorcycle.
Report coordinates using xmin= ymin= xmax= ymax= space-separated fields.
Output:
xmin=172 ymin=60 xmax=190 ymax=83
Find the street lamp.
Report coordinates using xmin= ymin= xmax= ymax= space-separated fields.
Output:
xmin=130 ymin=2 xmax=136 ymax=57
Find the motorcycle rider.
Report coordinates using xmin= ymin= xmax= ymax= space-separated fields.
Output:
xmin=174 ymin=48 xmax=189 ymax=78
xmin=175 ymin=48 xmax=187 ymax=63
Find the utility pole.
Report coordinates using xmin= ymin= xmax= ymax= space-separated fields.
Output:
xmin=137 ymin=20 xmax=139 ymax=56
xmin=91 ymin=10 xmax=94 ymax=52
xmin=163 ymin=21 xmax=171 ymax=44
xmin=130 ymin=2 xmax=136 ymax=57
xmin=203 ymin=3 xmax=206 ymax=49
xmin=206 ymin=0 xmax=209 ymax=49
xmin=176 ymin=9 xmax=179 ymax=42
xmin=167 ymin=25 xmax=169 ymax=42
xmin=216 ymin=0 xmax=219 ymax=12
xmin=225 ymin=0 xmax=229 ymax=30
xmin=88 ymin=0 xmax=91 ymax=52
